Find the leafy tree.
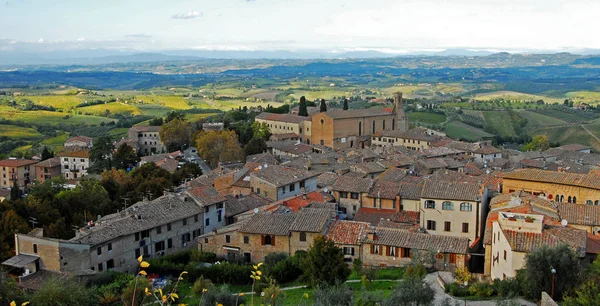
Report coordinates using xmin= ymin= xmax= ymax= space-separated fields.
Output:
xmin=343 ymin=98 xmax=349 ymax=110
xmin=30 ymin=278 xmax=97 ymax=306
xmin=298 ymin=96 xmax=309 ymax=117
xmin=0 ymin=210 xmax=29 ymax=260
xmin=313 ymin=284 xmax=353 ymax=306
xmin=252 ymin=121 xmax=271 ymax=141
xmin=521 ymin=135 xmax=550 ymax=152
xmin=165 ymin=111 xmax=186 ymax=123
xmin=148 ymin=117 xmax=164 ymax=126
xmin=0 ymin=270 xmax=25 ymax=306
xmin=195 ymin=130 xmax=244 ymax=168
xmin=519 ymin=244 xmax=581 ymax=300
xmin=113 ymin=143 xmax=139 ymax=170
xmin=301 ymin=235 xmax=350 ymax=287
xmin=89 ymin=136 xmax=115 ymax=173
xmin=10 ymin=181 xmax=20 ymax=200
xmin=172 ymin=162 xmax=202 ymax=185
xmin=244 ymin=137 xmax=267 ymax=156
xmin=563 ymin=254 xmax=600 ymax=305
xmin=41 ymin=146 xmax=54 ymax=161
xmin=159 ymin=118 xmax=193 ymax=152
xmin=57 ymin=178 xmax=112 ymax=221
xmin=382 ymin=278 xmax=435 ymax=306
xmin=320 ymin=99 xmax=327 ymax=112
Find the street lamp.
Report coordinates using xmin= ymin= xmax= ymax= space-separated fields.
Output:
xmin=551 ymin=267 xmax=556 ymax=299
xmin=463 ymin=281 xmax=468 ymax=306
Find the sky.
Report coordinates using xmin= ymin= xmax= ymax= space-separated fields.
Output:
xmin=1 ymin=0 xmax=599 ymax=54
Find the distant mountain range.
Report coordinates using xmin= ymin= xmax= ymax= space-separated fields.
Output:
xmin=2 ymin=48 xmax=599 ymax=66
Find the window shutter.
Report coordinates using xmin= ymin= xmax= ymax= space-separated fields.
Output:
xmin=271 ymin=235 xmax=276 ymax=246
xmin=386 ymin=246 xmax=391 ymax=256
xmin=395 ymin=247 xmax=400 ymax=257
xmin=370 ymin=244 xmax=374 ymax=254
xmin=261 ymin=235 xmax=265 ymax=245
xmin=351 ymin=247 xmax=355 ymax=256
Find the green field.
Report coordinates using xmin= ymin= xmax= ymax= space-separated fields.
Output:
xmin=532 ymin=125 xmax=600 ymax=152
xmin=408 ymin=111 xmax=446 ymax=125
xmin=21 ymin=95 xmax=85 ymax=110
xmin=77 ymin=102 xmax=142 ymax=116
xmin=136 ymin=104 xmax=174 ymax=116
xmin=514 ymin=110 xmax=565 ymax=127
xmin=474 ymin=91 xmax=563 ymax=104
xmin=40 ymin=133 xmax=70 ymax=151
xmin=0 ymin=124 xmax=43 ymax=139
xmin=566 ymin=91 xmax=600 ymax=104
xmin=445 ymin=120 xmax=494 ymax=141
xmin=482 ymin=111 xmax=516 ymax=137
xmin=0 ymin=107 xmax=115 ymax=125
xmin=11 ymin=145 xmax=33 ymax=156
xmin=135 ymin=95 xmax=192 ymax=110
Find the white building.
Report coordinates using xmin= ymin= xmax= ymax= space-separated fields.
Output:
xmin=59 ymin=150 xmax=91 ymax=179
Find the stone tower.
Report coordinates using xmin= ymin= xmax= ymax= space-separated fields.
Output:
xmin=393 ymin=92 xmax=409 ymax=132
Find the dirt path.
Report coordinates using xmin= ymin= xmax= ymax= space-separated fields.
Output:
xmin=581 ymin=124 xmax=600 ymax=144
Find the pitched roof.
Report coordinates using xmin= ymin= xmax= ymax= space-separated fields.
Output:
xmin=376 ymin=168 xmax=409 ymax=182
xmin=332 ymin=176 xmax=373 ymax=193
xmin=240 ymin=213 xmax=296 ymax=235
xmin=35 ymin=157 xmax=61 ymax=168
xmin=224 ymin=194 xmax=271 ymax=217
xmin=502 ymin=169 xmax=600 ymax=190
xmin=255 ymin=112 xmax=308 ymax=124
xmin=558 ymin=143 xmax=590 ymax=152
xmin=65 ymin=135 xmax=93 ymax=145
xmin=58 ymin=150 xmax=90 ymax=158
xmin=250 ymin=165 xmax=317 ymax=187
xmin=246 ymin=152 xmax=279 ymax=165
xmin=557 ymin=203 xmax=600 ymax=226
xmin=129 ymin=125 xmax=161 ymax=132
xmin=502 ymin=225 xmax=587 ymax=257
xmin=368 ymin=180 xmax=400 ymax=199
xmin=421 ymin=180 xmax=481 ymax=201
xmin=281 ymin=191 xmax=334 ymax=212
xmin=325 ymin=220 xmax=370 ymax=245
xmin=73 ymin=195 xmax=203 ymax=245
xmin=318 ymin=108 xmax=391 ymax=119
xmin=317 ymin=172 xmax=339 ymax=188
xmin=186 ymin=185 xmax=226 ymax=206
xmin=0 ymin=158 xmax=37 ymax=167
xmin=398 ymin=183 xmax=423 ymax=200
xmin=364 ymin=226 xmax=470 ymax=254
xmin=290 ymin=208 xmax=335 ymax=232
xmin=267 ymin=141 xmax=313 ymax=155
xmin=374 ymin=127 xmax=440 ymax=142
xmin=473 ymin=146 xmax=501 ymax=154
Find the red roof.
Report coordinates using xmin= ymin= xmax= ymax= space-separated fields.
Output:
xmin=280 ymin=191 xmax=334 ymax=212
xmin=0 ymin=159 xmax=37 ymax=167
xmin=326 ymin=220 xmax=370 ymax=245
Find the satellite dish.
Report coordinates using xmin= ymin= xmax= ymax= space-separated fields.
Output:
xmin=324 ymin=188 xmax=328 ymax=193
xmin=561 ymin=219 xmax=568 ymax=227
xmin=258 ymin=166 xmax=262 ymax=170
xmin=253 ymin=208 xmax=259 ymax=214
xmin=264 ymin=164 xmax=268 ymax=168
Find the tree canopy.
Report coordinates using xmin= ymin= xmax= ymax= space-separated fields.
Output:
xmin=301 ymin=235 xmax=351 ymax=287
xmin=320 ymin=99 xmax=327 ymax=112
xmin=159 ymin=118 xmax=193 ymax=152
xmin=521 ymin=135 xmax=550 ymax=152
xmin=113 ymin=143 xmax=139 ymax=170
xmin=89 ymin=136 xmax=115 ymax=173
xmin=298 ymin=96 xmax=309 ymax=116
xmin=195 ymin=130 xmax=244 ymax=168
xmin=343 ymin=98 xmax=349 ymax=110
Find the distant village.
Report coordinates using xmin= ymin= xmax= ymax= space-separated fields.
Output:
xmin=3 ymin=92 xmax=600 ymax=299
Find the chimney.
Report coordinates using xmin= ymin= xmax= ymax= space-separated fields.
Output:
xmin=368 ymin=232 xmax=378 ymax=241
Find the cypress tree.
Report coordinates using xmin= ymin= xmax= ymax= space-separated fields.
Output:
xmin=319 ymin=99 xmax=327 ymax=112
xmin=343 ymin=98 xmax=349 ymax=110
xmin=298 ymin=96 xmax=308 ymax=116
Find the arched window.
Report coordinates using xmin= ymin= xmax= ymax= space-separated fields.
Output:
xmin=320 ymin=140 xmax=324 ymax=145
xmin=383 ymin=120 xmax=386 ymax=130
xmin=595 ymin=200 xmax=600 ymax=206
xmin=425 ymin=200 xmax=436 ymax=209
xmin=568 ymin=196 xmax=572 ymax=203
xmin=460 ymin=203 xmax=473 ymax=212
xmin=372 ymin=121 xmax=376 ymax=134
xmin=586 ymin=200 xmax=593 ymax=205
xmin=320 ymin=119 xmax=325 ymax=125
xmin=306 ymin=139 xmax=310 ymax=144
xmin=358 ymin=121 xmax=362 ymax=136
xmin=442 ymin=201 xmax=454 ymax=210
xmin=573 ymin=196 xmax=577 ymax=204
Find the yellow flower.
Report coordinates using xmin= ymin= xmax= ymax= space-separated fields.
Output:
xmin=202 ymin=288 xmax=208 ymax=293
xmin=256 ymin=271 xmax=262 ymax=276
xmin=137 ymin=255 xmax=143 ymax=263
xmin=251 ymin=271 xmax=256 ymax=275
xmin=217 ymin=304 xmax=223 ymax=306
xmin=138 ymin=270 xmax=147 ymax=276
xmin=238 ymin=292 xmax=245 ymax=296
xmin=10 ymin=302 xmax=16 ymax=306
xmin=162 ymin=295 xmax=167 ymax=302
xmin=253 ymin=265 xmax=258 ymax=270
xmin=257 ymin=262 xmax=263 ymax=267
xmin=159 ymin=289 xmax=163 ymax=297
xmin=22 ymin=303 xmax=31 ymax=306
xmin=145 ymin=287 xmax=151 ymax=296
xmin=303 ymin=293 xmax=309 ymax=299
xmin=271 ymin=294 xmax=275 ymax=299
xmin=140 ymin=261 xmax=150 ymax=268
xmin=171 ymin=293 xmax=179 ymax=300
xmin=255 ymin=276 xmax=261 ymax=281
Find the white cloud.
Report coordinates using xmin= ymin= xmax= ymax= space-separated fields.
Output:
xmin=171 ymin=10 xmax=202 ymax=20
xmin=76 ymin=37 xmax=85 ymax=42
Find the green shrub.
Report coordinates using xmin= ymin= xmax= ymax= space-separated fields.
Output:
xmin=446 ymin=282 xmax=469 ymax=297
xmin=199 ymin=285 xmax=244 ymax=306
xmin=192 ymin=276 xmax=216 ymax=296
xmin=353 ymin=258 xmax=363 ymax=276
xmin=191 ymin=251 xmax=217 ymax=263
xmin=376 ymin=267 xmax=404 ymax=280
xmin=270 ymin=256 xmax=302 ymax=283
xmin=493 ymin=277 xmax=521 ymax=297
xmin=264 ymin=252 xmax=288 ymax=266
xmin=356 ymin=289 xmax=384 ymax=306
xmin=405 ymin=264 xmax=428 ymax=280
xmin=468 ymin=281 xmax=494 ymax=298
xmin=313 ymin=284 xmax=353 ymax=306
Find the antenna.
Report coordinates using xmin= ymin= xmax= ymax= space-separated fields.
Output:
xmin=28 ymin=217 xmax=38 ymax=229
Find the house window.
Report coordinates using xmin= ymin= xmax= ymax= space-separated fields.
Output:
xmin=156 ymin=226 xmax=162 ymax=234
xmin=383 ymin=120 xmax=386 ymax=130
xmin=167 ymin=239 xmax=172 ymax=249
xmin=263 ymin=235 xmax=274 ymax=246
xmin=340 ymin=192 xmax=348 ymax=198
xmin=106 ymin=259 xmax=114 ymax=270
xmin=351 ymin=192 xmax=359 ymax=199
xmin=167 ymin=223 xmax=172 ymax=231
xmin=389 ymin=246 xmax=396 ymax=257
xmin=217 ymin=203 xmax=223 ymax=209
xmin=343 ymin=247 xmax=355 ymax=256
xmin=141 ymin=230 xmax=150 ymax=239
xmin=97 ymin=247 xmax=102 ymax=255
xmin=372 ymin=121 xmax=376 ymax=134
xmin=401 ymin=248 xmax=411 ymax=258
xmin=217 ymin=211 xmax=222 ymax=222
xmin=371 ymin=245 xmax=380 ymax=255
xmin=425 ymin=200 xmax=436 ymax=209
xmin=442 ymin=201 xmax=454 ymax=210
xmin=194 ymin=214 xmax=199 ymax=222
xmin=504 ymin=250 xmax=507 ymax=260
xmin=33 ymin=244 xmax=38 ymax=253
xmin=98 ymin=263 xmax=103 ymax=272
xmin=135 ymin=248 xmax=141 ymax=258
xmin=204 ymin=206 xmax=209 ymax=213
xmin=205 ymin=218 xmax=210 ymax=226
xmin=108 ymin=243 xmax=112 ymax=251
xmin=226 ymin=235 xmax=231 ymax=243
xmin=182 ymin=218 xmax=187 ymax=226
xmin=444 ymin=221 xmax=451 ymax=232
xmin=300 ymin=180 xmax=305 ymax=188
xmin=462 ymin=223 xmax=469 ymax=233
xmin=299 ymin=232 xmax=307 ymax=242
xmin=427 ymin=220 xmax=436 ymax=231
xmin=358 ymin=121 xmax=362 ymax=136
xmin=460 ymin=203 xmax=473 ymax=212
xmin=244 ymin=236 xmax=249 ymax=244
xmin=290 ymin=184 xmax=296 ymax=192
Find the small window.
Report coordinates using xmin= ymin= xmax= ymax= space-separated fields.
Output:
xmin=340 ymin=192 xmax=348 ymax=198
xmin=98 ymin=263 xmax=103 ymax=272
xmin=425 ymin=200 xmax=436 ymax=209
xmin=217 ymin=203 xmax=223 ymax=209
xmin=444 ymin=221 xmax=451 ymax=232
xmin=33 ymin=244 xmax=38 ymax=253
xmin=167 ymin=239 xmax=173 ymax=249
xmin=299 ymin=232 xmax=307 ymax=242
xmin=427 ymin=220 xmax=436 ymax=231
xmin=106 ymin=259 xmax=114 ymax=270
xmin=462 ymin=223 xmax=469 ymax=233
xmin=290 ymin=184 xmax=296 ymax=192
xmin=244 ymin=236 xmax=249 ymax=244
xmin=194 ymin=214 xmax=199 ymax=222
xmin=205 ymin=218 xmax=210 ymax=226
xmin=97 ymin=247 xmax=102 ymax=255
xmin=264 ymin=235 xmax=272 ymax=245
xmin=371 ymin=245 xmax=380 ymax=254
xmin=460 ymin=203 xmax=473 ymax=212
xmin=156 ymin=226 xmax=162 ymax=234
xmin=225 ymin=235 xmax=231 ymax=243
xmin=135 ymin=248 xmax=141 ymax=258
xmin=167 ymin=223 xmax=172 ymax=231
xmin=442 ymin=201 xmax=454 ymax=210
xmin=401 ymin=248 xmax=411 ymax=258
xmin=504 ymin=250 xmax=507 ymax=260
xmin=108 ymin=243 xmax=112 ymax=251
xmin=204 ymin=206 xmax=209 ymax=213
xmin=182 ymin=218 xmax=187 ymax=226
xmin=351 ymin=192 xmax=359 ymax=199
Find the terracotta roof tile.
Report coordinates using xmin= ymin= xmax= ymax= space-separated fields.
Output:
xmin=250 ymin=165 xmax=317 ymax=187
xmin=0 ymin=159 xmax=38 ymax=167
xmin=421 ymin=180 xmax=481 ymax=201
xmin=255 ymin=112 xmax=308 ymax=123
xmin=325 ymin=220 xmax=370 ymax=245
xmin=318 ymin=108 xmax=391 ymax=119
xmin=364 ymin=226 xmax=470 ymax=255
xmin=376 ymin=168 xmax=409 ymax=182
xmin=502 ymin=169 xmax=600 ymax=190
xmin=240 ymin=213 xmax=296 ymax=235
xmin=557 ymin=203 xmax=600 ymax=226
xmin=398 ymin=183 xmax=423 ymax=200
xmin=186 ymin=185 xmax=226 ymax=206
xmin=290 ymin=208 xmax=335 ymax=232
xmin=368 ymin=180 xmax=400 ymax=199
xmin=332 ymin=176 xmax=373 ymax=193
